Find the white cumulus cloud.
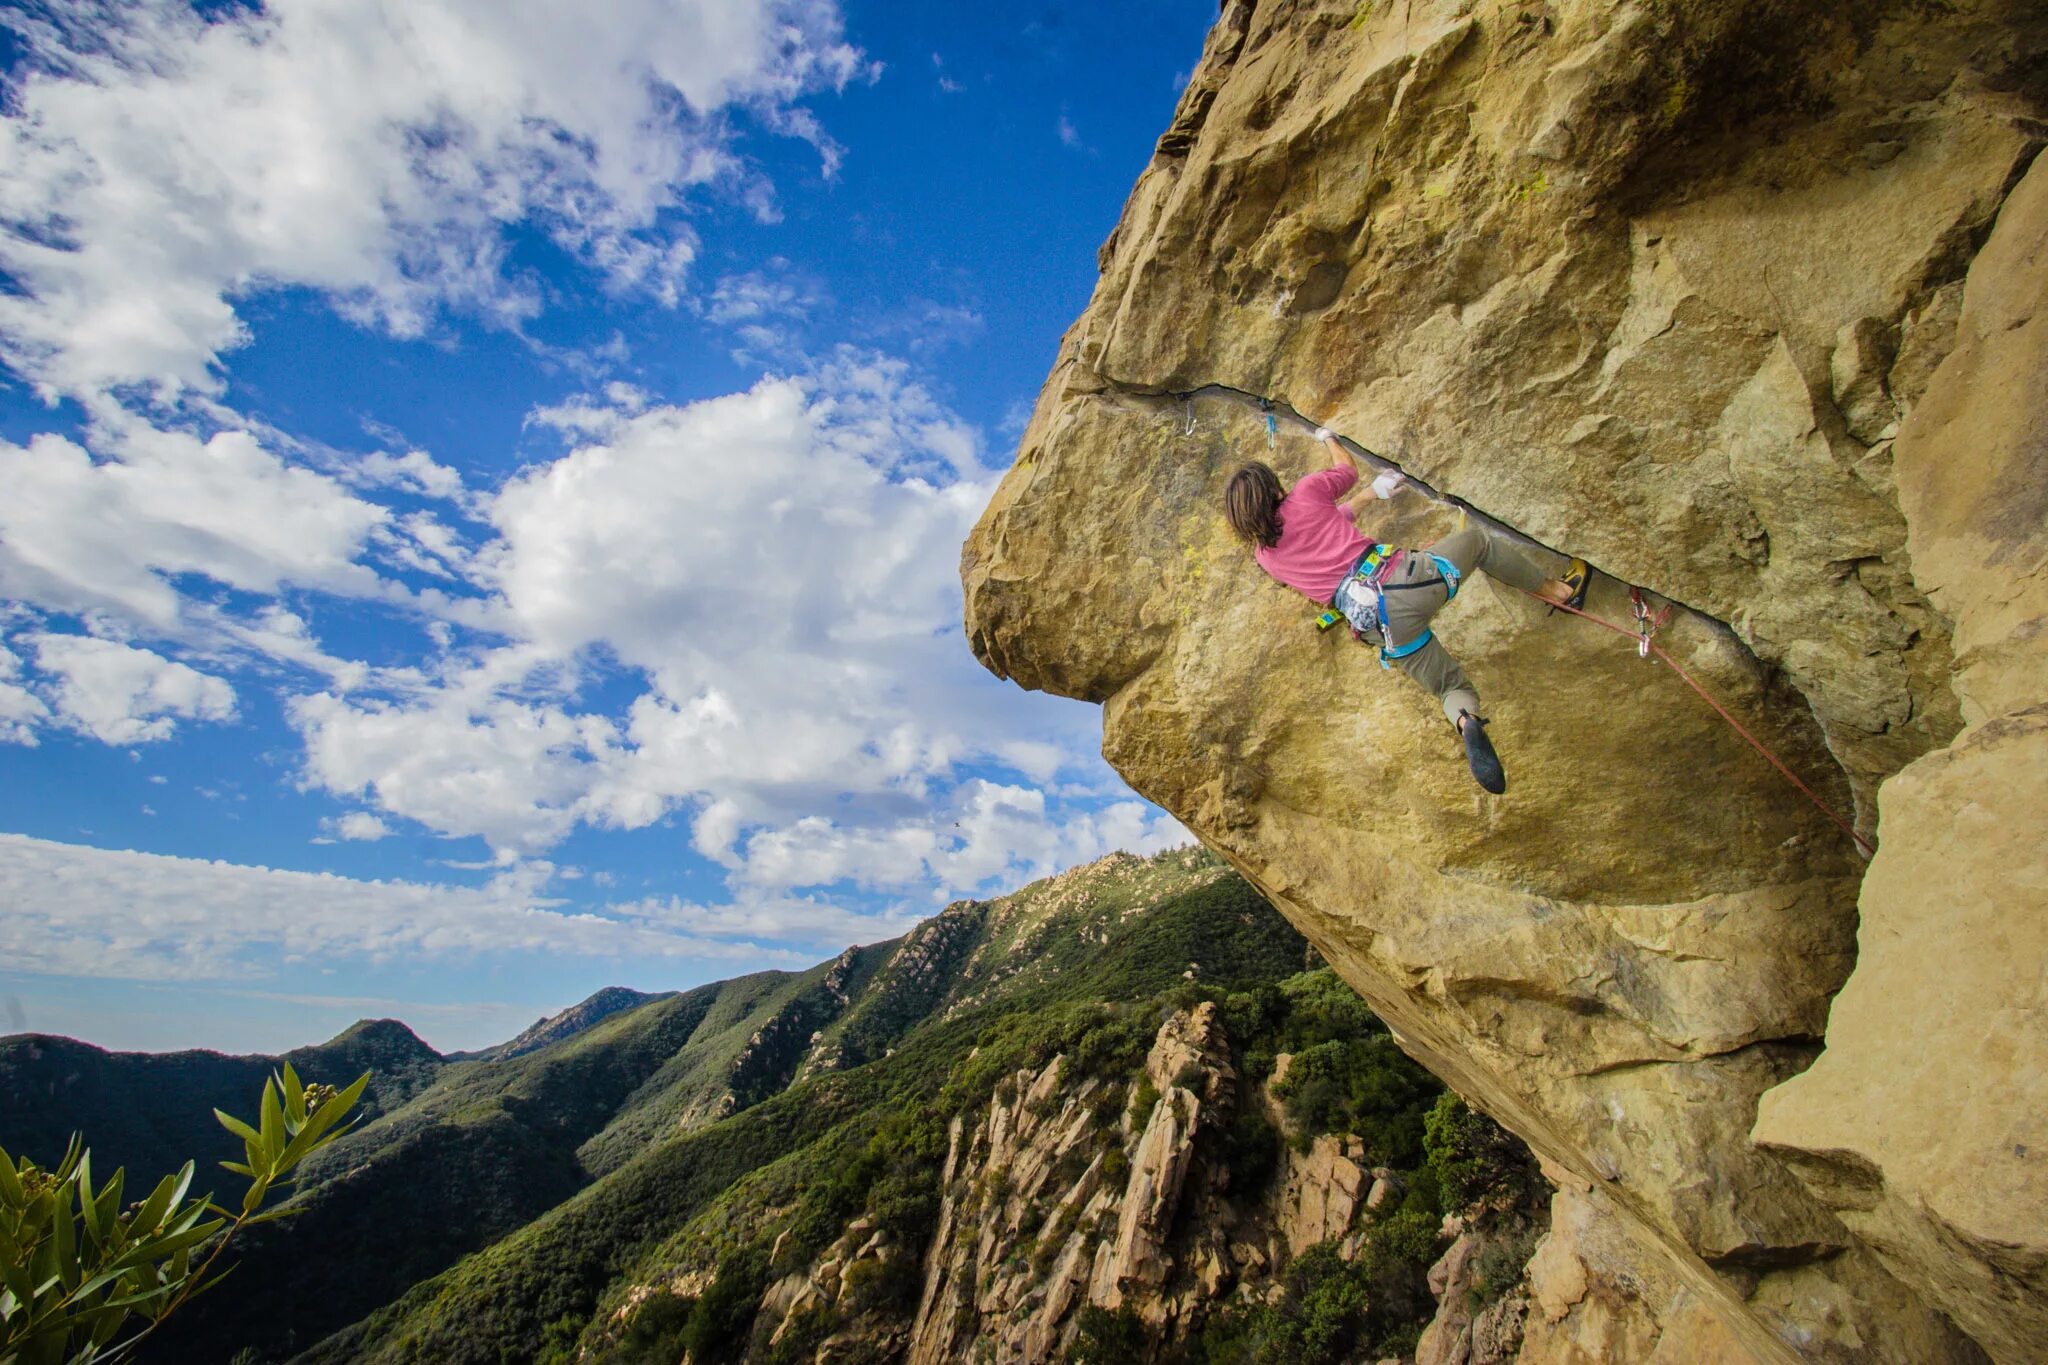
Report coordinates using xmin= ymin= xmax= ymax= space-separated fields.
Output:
xmin=331 ymin=812 xmax=393 ymax=842
xmin=0 ymin=641 xmax=51 ymax=746
xmin=347 ymin=448 xmax=465 ymax=500
xmin=0 ymin=0 xmax=872 ymax=402
xmin=287 ymin=358 xmax=1107 ymax=877
xmin=292 ymin=682 xmax=617 ymax=858
xmin=28 ymin=632 xmax=236 ymax=744
xmin=0 ymin=421 xmax=388 ymax=630
xmin=731 ymin=780 xmax=1193 ymax=896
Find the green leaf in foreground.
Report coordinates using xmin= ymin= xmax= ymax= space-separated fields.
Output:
xmin=0 ymin=1068 xmax=369 ymax=1364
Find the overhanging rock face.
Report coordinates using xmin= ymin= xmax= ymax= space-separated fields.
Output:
xmin=962 ymin=2 xmax=2048 ymax=1360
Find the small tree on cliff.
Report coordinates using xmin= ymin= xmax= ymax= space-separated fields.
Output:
xmin=1422 ymin=1092 xmax=1542 ymax=1213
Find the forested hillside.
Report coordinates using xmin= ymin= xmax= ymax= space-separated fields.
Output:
xmin=5 ymin=849 xmax=1548 ymax=1364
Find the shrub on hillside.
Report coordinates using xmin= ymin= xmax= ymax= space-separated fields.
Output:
xmin=764 ymin=1303 xmax=835 ymax=1364
xmin=1422 ymin=1093 xmax=1543 ymax=1214
xmin=1191 ymin=1215 xmax=1446 ymax=1365
xmin=1468 ymin=1220 xmax=1544 ymax=1310
xmin=1127 ymin=1076 xmax=1161 ymax=1129
xmin=1272 ymin=971 xmax=1384 ymax=1050
xmin=608 ymin=1291 xmax=695 ymax=1364
xmin=839 ymin=1250 xmax=924 ymax=1321
xmin=1270 ymin=1036 xmax=1438 ymax=1163
xmin=1220 ymin=1109 xmax=1282 ymax=1196
xmin=535 ymin=1311 xmax=586 ymax=1365
xmin=940 ymin=1003 xmax=1152 ymax=1118
xmin=773 ymin=1104 xmax=948 ymax=1277
xmin=678 ymin=1242 xmax=770 ymax=1363
xmin=1070 ymin=1304 xmax=1149 ymax=1363
xmin=1192 ymin=1241 xmax=1365 ymax=1365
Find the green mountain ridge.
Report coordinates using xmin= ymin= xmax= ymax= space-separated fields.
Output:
xmin=144 ymin=956 xmax=900 ymax=1362
xmin=293 ymin=847 xmax=1324 ymax=1365
xmin=456 ymin=986 xmax=678 ymax=1063
xmin=4 ymin=848 xmax=1543 ymax=1364
xmin=0 ymin=1016 xmax=444 ymax=1183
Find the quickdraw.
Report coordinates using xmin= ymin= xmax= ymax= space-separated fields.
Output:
xmin=1629 ymin=585 xmax=1673 ymax=659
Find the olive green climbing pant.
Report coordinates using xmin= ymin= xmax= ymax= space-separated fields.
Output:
xmin=1381 ymin=527 xmax=1551 ymax=727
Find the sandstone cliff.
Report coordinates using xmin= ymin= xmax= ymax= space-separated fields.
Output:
xmin=963 ymin=2 xmax=2048 ymax=1360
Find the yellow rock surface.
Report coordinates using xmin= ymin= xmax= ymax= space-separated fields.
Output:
xmin=1754 ymin=155 xmax=2048 ymax=1361
xmin=963 ymin=1 xmax=2048 ymax=1358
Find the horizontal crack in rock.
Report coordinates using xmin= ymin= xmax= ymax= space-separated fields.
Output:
xmin=1102 ymin=375 xmax=1730 ymax=629
xmin=1569 ymin=1034 xmax=1825 ymax=1081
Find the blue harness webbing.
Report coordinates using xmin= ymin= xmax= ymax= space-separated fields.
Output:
xmin=1344 ymin=545 xmax=1461 ymax=669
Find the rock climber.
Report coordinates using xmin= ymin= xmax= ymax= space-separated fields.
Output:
xmin=1223 ymin=428 xmax=1589 ymax=793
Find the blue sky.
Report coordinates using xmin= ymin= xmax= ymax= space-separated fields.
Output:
xmin=0 ymin=0 xmax=1214 ymax=1054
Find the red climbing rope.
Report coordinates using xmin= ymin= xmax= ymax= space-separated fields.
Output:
xmin=1518 ymin=588 xmax=1877 ymax=859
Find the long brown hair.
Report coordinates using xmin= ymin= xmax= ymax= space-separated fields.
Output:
xmin=1224 ymin=462 xmax=1285 ymax=548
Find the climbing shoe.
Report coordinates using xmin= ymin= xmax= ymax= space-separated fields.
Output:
xmin=1550 ymin=557 xmax=1592 ymax=616
xmin=1459 ymin=711 xmax=1506 ymax=794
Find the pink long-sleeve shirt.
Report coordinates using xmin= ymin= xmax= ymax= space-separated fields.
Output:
xmin=1253 ymin=466 xmax=1367 ymax=604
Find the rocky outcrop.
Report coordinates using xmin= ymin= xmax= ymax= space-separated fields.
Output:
xmin=807 ymin=901 xmax=987 ymax=1075
xmin=1263 ymin=1052 xmax=1408 ymax=1261
xmin=963 ymin=1 xmax=2047 ymax=1359
xmin=1417 ymin=1225 xmax=1528 ymax=1365
xmin=1092 ymin=1004 xmax=1237 ymax=1316
xmin=758 ymin=1214 xmax=918 ymax=1362
xmin=1757 ymin=168 xmax=2048 ymax=1347
xmin=905 ymin=1005 xmax=1236 ymax=1361
xmin=896 ymin=1003 xmax=1458 ymax=1362
xmin=1754 ymin=703 xmax=2048 ymax=1363
xmin=1514 ymin=1181 xmax=1760 ymax=1364
xmin=722 ymin=946 xmax=866 ymax=1114
xmin=1275 ymin=1131 xmax=1371 ymax=1256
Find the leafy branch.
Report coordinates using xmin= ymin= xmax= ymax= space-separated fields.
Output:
xmin=0 ymin=1063 xmax=368 ymax=1365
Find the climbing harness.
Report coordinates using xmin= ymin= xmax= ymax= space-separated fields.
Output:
xmin=1374 ymin=552 xmax=1462 ymax=668
xmin=1328 ymin=543 xmax=1400 ymax=639
xmin=1332 ymin=544 xmax=1463 ymax=669
xmin=1172 ymin=382 xmax=1877 ymax=861
xmin=1355 ymin=542 xmax=1400 ymax=581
